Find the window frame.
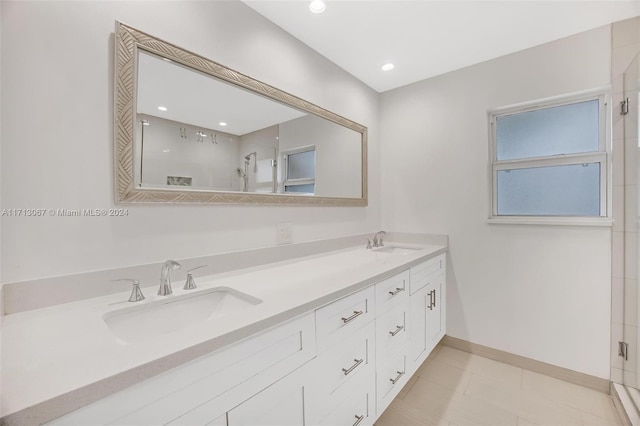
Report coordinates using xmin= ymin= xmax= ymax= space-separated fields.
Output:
xmin=488 ymin=90 xmax=611 ymax=225
xmin=281 ymin=145 xmax=316 ymax=195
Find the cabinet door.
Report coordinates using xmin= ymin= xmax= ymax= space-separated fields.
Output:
xmin=227 ymin=368 xmax=305 ymax=426
xmin=426 ymin=275 xmax=445 ymax=353
xmin=408 ymin=286 xmax=428 ymax=375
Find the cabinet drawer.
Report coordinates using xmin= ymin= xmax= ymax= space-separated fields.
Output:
xmin=306 ymin=322 xmax=375 ymax=424
xmin=316 ymin=286 xmax=375 ymax=351
xmin=410 ymin=254 xmax=445 ymax=294
xmin=317 ymin=321 xmax=375 ymax=395
xmin=376 ymin=303 xmax=408 ymax=360
xmin=319 ymin=377 xmax=375 ymax=426
xmin=51 ymin=313 xmax=316 ymax=426
xmin=376 ymin=351 xmax=407 ymax=415
xmin=374 ymin=270 xmax=409 ymax=314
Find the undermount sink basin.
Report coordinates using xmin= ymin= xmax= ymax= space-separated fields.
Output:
xmin=103 ymin=287 xmax=262 ymax=344
xmin=371 ymin=245 xmax=423 ymax=255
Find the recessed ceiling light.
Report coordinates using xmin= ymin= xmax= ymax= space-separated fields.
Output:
xmin=309 ymin=0 xmax=326 ymax=14
xmin=381 ymin=63 xmax=395 ymax=72
xmin=162 ymin=149 xmax=170 ymax=153
xmin=157 ymin=106 xmax=168 ymax=111
xmin=219 ymin=122 xmax=227 ymax=126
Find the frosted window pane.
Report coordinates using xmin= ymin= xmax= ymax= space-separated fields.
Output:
xmin=285 ymin=184 xmax=315 ymax=194
xmin=496 ymin=100 xmax=599 ymax=160
xmin=287 ymin=150 xmax=315 ymax=180
xmin=497 ymin=163 xmax=600 ymax=216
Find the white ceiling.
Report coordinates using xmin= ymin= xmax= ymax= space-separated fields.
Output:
xmin=243 ymin=0 xmax=640 ymax=93
xmin=137 ymin=50 xmax=306 ymax=135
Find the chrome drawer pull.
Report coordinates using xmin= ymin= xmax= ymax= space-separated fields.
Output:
xmin=353 ymin=415 xmax=365 ymax=426
xmin=388 ymin=287 xmax=404 ymax=296
xmin=390 ymin=370 xmax=405 ymax=384
xmin=433 ymin=289 xmax=436 ymax=308
xmin=342 ymin=358 xmax=364 ymax=375
xmin=389 ymin=325 xmax=404 ymax=336
xmin=428 ymin=290 xmax=433 ymax=311
xmin=341 ymin=310 xmax=364 ymax=324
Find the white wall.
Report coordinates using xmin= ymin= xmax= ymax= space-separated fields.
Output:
xmin=381 ymin=25 xmax=612 ymax=378
xmin=0 ymin=1 xmax=380 ymax=283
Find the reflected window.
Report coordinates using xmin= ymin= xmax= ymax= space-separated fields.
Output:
xmin=283 ymin=147 xmax=316 ymax=194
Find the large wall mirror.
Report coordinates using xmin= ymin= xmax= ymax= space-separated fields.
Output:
xmin=114 ymin=22 xmax=367 ymax=205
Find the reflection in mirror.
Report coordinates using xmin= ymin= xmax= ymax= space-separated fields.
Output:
xmin=122 ymin=40 xmax=365 ymax=203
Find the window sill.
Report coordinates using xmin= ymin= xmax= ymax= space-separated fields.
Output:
xmin=487 ymin=216 xmax=614 ymax=227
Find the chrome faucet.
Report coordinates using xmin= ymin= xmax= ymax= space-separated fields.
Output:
xmin=159 ymin=260 xmax=181 ymax=296
xmin=373 ymin=231 xmax=387 ymax=248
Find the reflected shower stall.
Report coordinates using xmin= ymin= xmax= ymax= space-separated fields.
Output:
xmin=237 ymin=152 xmax=257 ymax=192
xmin=237 ymin=144 xmax=277 ymax=193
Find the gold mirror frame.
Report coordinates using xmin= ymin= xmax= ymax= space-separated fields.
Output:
xmin=114 ymin=22 xmax=368 ymax=206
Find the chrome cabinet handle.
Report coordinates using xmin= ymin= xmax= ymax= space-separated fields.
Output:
xmin=428 ymin=290 xmax=433 ymax=310
xmin=388 ymin=287 xmax=404 ymax=296
xmin=389 ymin=325 xmax=404 ymax=336
xmin=353 ymin=415 xmax=365 ymax=426
xmin=342 ymin=358 xmax=364 ymax=375
xmin=433 ymin=289 xmax=437 ymax=308
xmin=390 ymin=370 xmax=405 ymax=384
xmin=341 ymin=310 xmax=364 ymax=324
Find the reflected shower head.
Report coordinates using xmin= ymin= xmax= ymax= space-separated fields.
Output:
xmin=244 ymin=152 xmax=258 ymax=173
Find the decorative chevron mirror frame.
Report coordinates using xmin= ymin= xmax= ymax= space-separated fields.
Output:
xmin=113 ymin=21 xmax=368 ymax=206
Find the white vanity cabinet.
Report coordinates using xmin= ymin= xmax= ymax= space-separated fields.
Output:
xmin=46 ymin=251 xmax=447 ymax=426
xmin=48 ymin=313 xmax=316 ymax=426
xmin=408 ymin=254 xmax=446 ymax=374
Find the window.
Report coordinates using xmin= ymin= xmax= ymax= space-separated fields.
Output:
xmin=282 ymin=147 xmax=316 ymax=194
xmin=489 ymin=93 xmax=608 ymax=222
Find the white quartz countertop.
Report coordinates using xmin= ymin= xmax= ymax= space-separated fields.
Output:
xmin=1 ymin=242 xmax=446 ymax=423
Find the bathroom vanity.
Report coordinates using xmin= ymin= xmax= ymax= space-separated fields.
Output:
xmin=1 ymin=240 xmax=446 ymax=425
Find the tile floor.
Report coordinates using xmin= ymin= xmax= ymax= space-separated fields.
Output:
xmin=375 ymin=345 xmax=623 ymax=426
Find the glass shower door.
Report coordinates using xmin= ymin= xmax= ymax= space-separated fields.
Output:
xmin=622 ymin=52 xmax=640 ymax=392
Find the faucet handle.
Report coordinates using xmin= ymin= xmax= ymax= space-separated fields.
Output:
xmin=184 ymin=265 xmax=208 ymax=290
xmin=366 ymin=239 xmax=372 ymax=250
xmin=112 ymin=279 xmax=145 ymax=302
